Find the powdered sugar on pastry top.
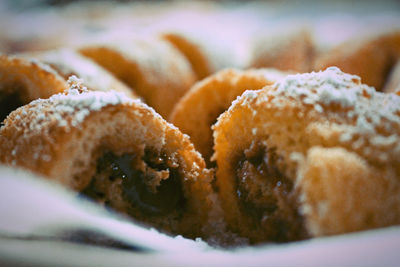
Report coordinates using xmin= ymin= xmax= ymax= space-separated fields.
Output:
xmin=256 ymin=67 xmax=399 ymax=130
xmin=273 ymin=67 xmax=374 ymax=108
xmin=28 ymin=76 xmax=145 ymax=128
xmin=237 ymin=67 xmax=400 ymax=153
xmin=273 ymin=67 xmax=400 ymax=134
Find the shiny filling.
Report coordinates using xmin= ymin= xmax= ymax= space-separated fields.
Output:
xmin=84 ymin=149 xmax=185 ymax=216
xmin=0 ymin=91 xmax=24 ymax=123
xmin=236 ymin=142 xmax=306 ymax=242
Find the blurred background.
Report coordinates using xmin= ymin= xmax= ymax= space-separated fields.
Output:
xmin=1 ymin=0 xmax=399 ymax=54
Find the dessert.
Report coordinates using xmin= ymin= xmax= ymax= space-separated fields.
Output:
xmin=213 ymin=67 xmax=400 ymax=243
xmin=0 ymin=78 xmax=215 ymax=239
xmin=0 ymin=54 xmax=68 ymax=122
xmin=162 ymin=31 xmax=238 ymax=80
xmin=249 ymin=27 xmax=314 ymax=73
xmin=1 ymin=2 xmax=400 ymax=247
xmin=79 ymin=37 xmax=196 ymax=118
xmin=315 ymin=30 xmax=400 ymax=91
xmin=170 ymin=68 xmax=289 ymax=165
xmin=27 ymin=49 xmax=137 ymax=98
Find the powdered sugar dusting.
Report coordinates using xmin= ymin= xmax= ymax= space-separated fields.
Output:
xmin=231 ymin=67 xmax=400 ymax=157
xmin=242 ymin=90 xmax=258 ymax=101
xmin=28 ymin=58 xmax=60 ymax=77
xmin=269 ymin=67 xmax=400 ymax=138
xmin=274 ymin=67 xmax=371 ymax=108
xmin=66 ymin=75 xmax=89 ymax=93
xmin=29 ymin=76 xmax=138 ymax=128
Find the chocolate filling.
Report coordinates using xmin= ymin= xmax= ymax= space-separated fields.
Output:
xmin=236 ymin=142 xmax=306 ymax=242
xmin=83 ymin=148 xmax=185 ymax=217
xmin=0 ymin=91 xmax=24 ymax=123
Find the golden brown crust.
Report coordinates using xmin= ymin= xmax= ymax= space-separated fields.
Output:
xmin=314 ymin=30 xmax=400 ymax=91
xmin=170 ymin=68 xmax=289 ymax=165
xmin=28 ymin=49 xmax=138 ymax=99
xmin=0 ymin=85 xmax=215 ymax=238
xmin=298 ymin=147 xmax=400 ymax=237
xmin=79 ymin=37 xmax=196 ymax=118
xmin=213 ymin=67 xmax=400 ymax=243
xmin=162 ymin=32 xmax=237 ymax=80
xmin=0 ymin=53 xmax=68 ymax=105
xmin=162 ymin=33 xmax=212 ymax=80
xmin=249 ymin=28 xmax=315 ymax=73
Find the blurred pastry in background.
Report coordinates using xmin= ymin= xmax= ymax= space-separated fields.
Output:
xmin=213 ymin=67 xmax=400 ymax=243
xmin=0 ymin=54 xmax=68 ymax=122
xmin=162 ymin=30 xmax=242 ymax=80
xmin=248 ymin=27 xmax=315 ymax=73
xmin=170 ymin=68 xmax=289 ymax=166
xmin=0 ymin=77 xmax=216 ymax=239
xmin=314 ymin=30 xmax=400 ymax=91
xmin=24 ymin=49 xmax=138 ymax=99
xmin=79 ymin=37 xmax=196 ymax=118
xmin=383 ymin=60 xmax=400 ymax=93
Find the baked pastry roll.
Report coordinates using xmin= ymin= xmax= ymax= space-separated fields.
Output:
xmin=27 ymin=49 xmax=137 ymax=98
xmin=213 ymin=67 xmax=400 ymax=243
xmin=315 ymin=30 xmax=400 ymax=91
xmin=79 ymin=37 xmax=196 ymax=118
xmin=170 ymin=68 xmax=289 ymax=165
xmin=162 ymin=31 xmax=239 ymax=80
xmin=299 ymin=146 xmax=400 ymax=237
xmin=0 ymin=79 xmax=214 ymax=238
xmin=0 ymin=54 xmax=68 ymax=122
xmin=249 ymin=27 xmax=314 ymax=73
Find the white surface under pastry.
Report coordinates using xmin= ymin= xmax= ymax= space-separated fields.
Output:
xmin=0 ymin=165 xmax=399 ymax=266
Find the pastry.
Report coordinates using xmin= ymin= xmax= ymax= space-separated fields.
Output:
xmin=315 ymin=30 xmax=400 ymax=91
xmin=213 ymin=67 xmax=400 ymax=243
xmin=249 ymin=27 xmax=314 ymax=73
xmin=27 ymin=49 xmax=137 ymax=98
xmin=162 ymin=31 xmax=239 ymax=80
xmin=0 ymin=53 xmax=68 ymax=122
xmin=79 ymin=37 xmax=196 ymax=118
xmin=298 ymin=146 xmax=400 ymax=237
xmin=170 ymin=68 xmax=289 ymax=165
xmin=0 ymin=77 xmax=215 ymax=238
xmin=383 ymin=60 xmax=400 ymax=93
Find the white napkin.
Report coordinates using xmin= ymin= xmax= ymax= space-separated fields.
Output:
xmin=0 ymin=166 xmax=210 ymax=253
xmin=1 ymin=165 xmax=400 ymax=266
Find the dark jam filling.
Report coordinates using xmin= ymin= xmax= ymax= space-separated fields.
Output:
xmin=93 ymin=150 xmax=185 ymax=216
xmin=236 ymin=143 xmax=306 ymax=242
xmin=0 ymin=91 xmax=24 ymax=123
